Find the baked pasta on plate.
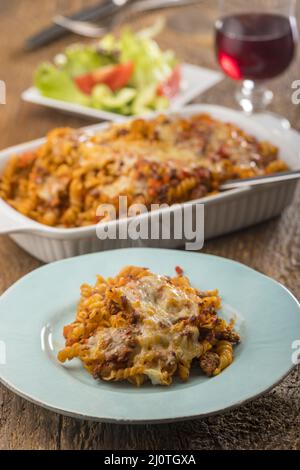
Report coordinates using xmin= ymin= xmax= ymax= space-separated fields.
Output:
xmin=0 ymin=248 xmax=299 ymax=423
xmin=58 ymin=265 xmax=240 ymax=386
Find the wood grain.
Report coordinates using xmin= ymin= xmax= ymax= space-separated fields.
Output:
xmin=0 ymin=0 xmax=300 ymax=450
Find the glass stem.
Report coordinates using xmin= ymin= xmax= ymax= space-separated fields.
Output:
xmin=236 ymin=80 xmax=274 ymax=113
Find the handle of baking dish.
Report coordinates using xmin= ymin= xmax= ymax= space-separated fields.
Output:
xmin=0 ymin=211 xmax=34 ymax=235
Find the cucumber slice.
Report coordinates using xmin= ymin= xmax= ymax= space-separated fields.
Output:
xmin=92 ymin=85 xmax=136 ymax=112
xmin=131 ymin=85 xmax=157 ymax=115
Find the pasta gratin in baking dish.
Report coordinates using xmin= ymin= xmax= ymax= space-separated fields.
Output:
xmin=58 ymin=265 xmax=240 ymax=386
xmin=0 ymin=112 xmax=287 ymax=228
xmin=0 ymin=105 xmax=299 ymax=262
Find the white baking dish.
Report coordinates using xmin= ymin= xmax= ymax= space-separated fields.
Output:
xmin=0 ymin=105 xmax=299 ymax=263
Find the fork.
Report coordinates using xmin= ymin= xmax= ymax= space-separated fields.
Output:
xmin=53 ymin=0 xmax=202 ymax=38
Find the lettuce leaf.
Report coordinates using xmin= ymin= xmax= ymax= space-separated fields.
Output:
xmin=118 ymin=29 xmax=177 ymax=90
xmin=59 ymin=44 xmax=113 ymax=77
xmin=35 ymin=63 xmax=90 ymax=106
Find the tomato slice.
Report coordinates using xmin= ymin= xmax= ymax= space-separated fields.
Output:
xmin=74 ymin=62 xmax=134 ymax=95
xmin=175 ymin=265 xmax=184 ymax=275
xmin=157 ymin=65 xmax=181 ymax=99
xmin=93 ymin=62 xmax=134 ymax=91
xmin=74 ymin=74 xmax=95 ymax=95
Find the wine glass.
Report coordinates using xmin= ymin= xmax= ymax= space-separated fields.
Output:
xmin=215 ymin=0 xmax=298 ymax=115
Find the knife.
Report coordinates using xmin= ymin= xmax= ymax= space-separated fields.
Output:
xmin=25 ymin=1 xmax=123 ymax=51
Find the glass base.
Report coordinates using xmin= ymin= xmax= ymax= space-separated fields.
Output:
xmin=235 ymin=80 xmax=291 ymax=130
xmin=236 ymin=80 xmax=274 ymax=113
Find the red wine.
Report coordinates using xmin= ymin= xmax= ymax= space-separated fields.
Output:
xmin=215 ymin=13 xmax=296 ymax=80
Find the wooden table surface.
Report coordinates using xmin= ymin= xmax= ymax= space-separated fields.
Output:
xmin=0 ymin=0 xmax=300 ymax=450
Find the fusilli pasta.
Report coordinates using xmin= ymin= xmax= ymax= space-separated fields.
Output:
xmin=0 ymin=114 xmax=287 ymax=228
xmin=58 ymin=265 xmax=240 ymax=386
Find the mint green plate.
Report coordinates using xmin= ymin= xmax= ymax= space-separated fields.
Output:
xmin=0 ymin=248 xmax=299 ymax=423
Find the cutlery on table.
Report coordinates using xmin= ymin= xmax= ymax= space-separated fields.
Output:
xmin=25 ymin=0 xmax=129 ymax=50
xmin=26 ymin=0 xmax=201 ymax=47
xmin=220 ymin=169 xmax=300 ymax=190
xmin=53 ymin=0 xmax=202 ymax=38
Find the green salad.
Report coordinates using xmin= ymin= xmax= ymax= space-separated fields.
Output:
xmin=34 ymin=26 xmax=181 ymax=116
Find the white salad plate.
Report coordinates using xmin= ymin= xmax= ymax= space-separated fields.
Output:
xmin=22 ymin=64 xmax=223 ymax=121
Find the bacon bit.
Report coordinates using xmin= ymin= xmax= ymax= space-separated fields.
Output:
xmin=148 ymin=178 xmax=161 ymax=188
xmin=116 ymin=128 xmax=129 ymax=138
xmin=18 ymin=152 xmax=36 ymax=168
xmin=121 ymin=295 xmax=128 ymax=308
xmin=218 ymin=144 xmax=230 ymax=158
xmin=148 ymin=188 xmax=157 ymax=197
xmin=63 ymin=324 xmax=74 ymax=339
xmin=175 ymin=265 xmax=184 ymax=275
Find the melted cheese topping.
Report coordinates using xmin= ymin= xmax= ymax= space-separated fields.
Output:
xmin=114 ymin=274 xmax=202 ymax=383
xmin=58 ymin=266 xmax=240 ymax=385
xmin=119 ymin=274 xmax=199 ymax=326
